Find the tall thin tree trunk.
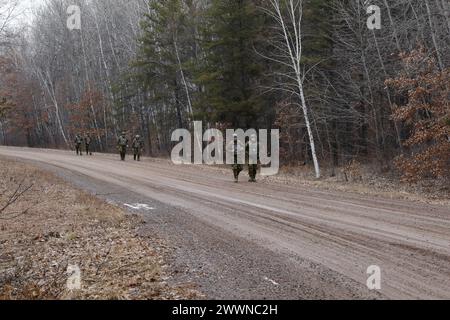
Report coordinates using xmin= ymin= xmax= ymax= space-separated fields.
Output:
xmin=383 ymin=0 xmax=401 ymax=52
xmin=438 ymin=0 xmax=450 ymax=35
xmin=173 ymin=78 xmax=184 ymax=129
xmin=298 ymin=79 xmax=321 ymax=178
xmin=269 ymin=0 xmax=321 ymax=178
xmin=174 ymin=39 xmax=194 ymax=119
xmin=36 ymin=69 xmax=70 ymax=148
xmin=425 ymin=0 xmax=444 ymax=70
xmin=93 ymin=8 xmax=114 ymax=149
xmin=80 ymin=30 xmax=103 ymax=151
xmin=371 ymin=31 xmax=403 ymax=150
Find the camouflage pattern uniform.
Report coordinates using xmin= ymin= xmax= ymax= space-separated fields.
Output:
xmin=117 ymin=132 xmax=128 ymax=161
xmin=132 ymin=135 xmax=144 ymax=161
xmin=227 ymin=135 xmax=244 ymax=183
xmin=246 ymin=135 xmax=259 ymax=183
xmin=85 ymin=134 xmax=92 ymax=155
xmin=74 ymin=134 xmax=83 ymax=156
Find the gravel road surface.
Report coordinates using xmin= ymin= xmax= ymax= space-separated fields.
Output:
xmin=1 ymin=147 xmax=449 ymax=299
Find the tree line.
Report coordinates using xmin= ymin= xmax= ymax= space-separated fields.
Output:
xmin=0 ymin=0 xmax=448 ymax=181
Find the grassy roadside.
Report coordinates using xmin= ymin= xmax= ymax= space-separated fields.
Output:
xmin=0 ymin=158 xmax=200 ymax=300
xmin=261 ymin=164 xmax=450 ymax=206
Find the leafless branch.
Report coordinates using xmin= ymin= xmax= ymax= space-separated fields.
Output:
xmin=0 ymin=177 xmax=34 ymax=219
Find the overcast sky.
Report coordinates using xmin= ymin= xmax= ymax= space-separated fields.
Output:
xmin=11 ymin=0 xmax=45 ymax=26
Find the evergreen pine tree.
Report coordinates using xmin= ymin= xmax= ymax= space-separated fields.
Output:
xmin=195 ymin=0 xmax=266 ymax=129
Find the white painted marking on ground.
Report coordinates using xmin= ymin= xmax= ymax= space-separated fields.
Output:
xmin=124 ymin=203 xmax=155 ymax=211
xmin=263 ymin=276 xmax=279 ymax=286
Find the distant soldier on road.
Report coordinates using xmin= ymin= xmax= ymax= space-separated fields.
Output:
xmin=117 ymin=132 xmax=129 ymax=161
xmin=226 ymin=134 xmax=245 ymax=183
xmin=246 ymin=133 xmax=259 ymax=183
xmin=74 ymin=134 xmax=83 ymax=156
xmin=132 ymin=135 xmax=144 ymax=161
xmin=85 ymin=133 xmax=92 ymax=156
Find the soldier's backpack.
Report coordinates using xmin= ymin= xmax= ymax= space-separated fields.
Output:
xmin=118 ymin=136 xmax=127 ymax=146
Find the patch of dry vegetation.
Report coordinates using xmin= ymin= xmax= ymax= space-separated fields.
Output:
xmin=0 ymin=158 xmax=200 ymax=300
xmin=262 ymin=164 xmax=450 ymax=206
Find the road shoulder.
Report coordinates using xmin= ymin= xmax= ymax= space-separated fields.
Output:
xmin=0 ymin=157 xmax=200 ymax=300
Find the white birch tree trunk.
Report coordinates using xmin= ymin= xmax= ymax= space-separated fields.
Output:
xmin=37 ymin=69 xmax=70 ymax=148
xmin=265 ymin=0 xmax=321 ymax=178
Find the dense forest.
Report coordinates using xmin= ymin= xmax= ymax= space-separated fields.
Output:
xmin=0 ymin=0 xmax=448 ymax=181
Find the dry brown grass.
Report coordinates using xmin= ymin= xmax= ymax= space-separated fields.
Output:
xmin=0 ymin=158 xmax=200 ymax=300
xmin=261 ymin=163 xmax=450 ymax=206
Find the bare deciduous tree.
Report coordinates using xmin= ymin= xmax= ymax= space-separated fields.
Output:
xmin=261 ymin=0 xmax=321 ymax=178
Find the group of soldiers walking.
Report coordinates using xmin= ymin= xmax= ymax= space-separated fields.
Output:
xmin=117 ymin=132 xmax=144 ymax=162
xmin=74 ymin=134 xmax=92 ymax=156
xmin=227 ymin=133 xmax=259 ymax=183
xmin=73 ymin=132 xmax=144 ymax=162
xmin=74 ymin=131 xmax=259 ymax=183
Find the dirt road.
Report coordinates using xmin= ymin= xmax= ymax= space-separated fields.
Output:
xmin=1 ymin=147 xmax=449 ymax=300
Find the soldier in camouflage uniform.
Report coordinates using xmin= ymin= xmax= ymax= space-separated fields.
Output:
xmin=226 ymin=134 xmax=245 ymax=183
xmin=84 ymin=134 xmax=92 ymax=156
xmin=117 ymin=132 xmax=129 ymax=161
xmin=132 ymin=135 xmax=144 ymax=161
xmin=74 ymin=134 xmax=83 ymax=156
xmin=246 ymin=134 xmax=259 ymax=183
